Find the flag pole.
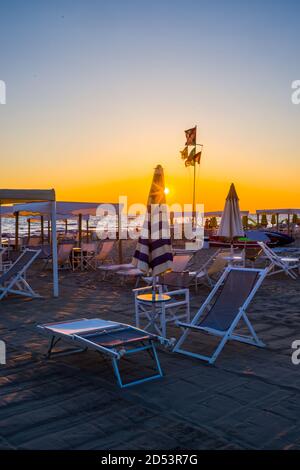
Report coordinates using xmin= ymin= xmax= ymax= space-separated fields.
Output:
xmin=192 ymin=153 xmax=196 ymax=228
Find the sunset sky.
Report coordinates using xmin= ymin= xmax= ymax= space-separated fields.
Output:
xmin=0 ymin=0 xmax=299 ymax=212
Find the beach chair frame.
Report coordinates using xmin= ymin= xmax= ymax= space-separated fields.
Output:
xmin=0 ymin=248 xmax=41 ymax=300
xmin=174 ymin=266 xmax=269 ymax=364
xmin=38 ymin=318 xmax=171 ymax=388
xmin=258 ymin=241 xmax=299 ymax=279
xmin=133 ymin=285 xmax=190 ymax=337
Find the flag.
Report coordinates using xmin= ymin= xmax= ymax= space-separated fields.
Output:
xmin=183 ymin=148 xmax=202 ymax=167
xmin=185 ymin=126 xmax=197 ymax=146
xmin=194 ymin=150 xmax=202 ymax=164
xmin=180 ymin=146 xmax=188 ymax=160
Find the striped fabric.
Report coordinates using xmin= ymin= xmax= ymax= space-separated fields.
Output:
xmin=133 ymin=166 xmax=173 ymax=276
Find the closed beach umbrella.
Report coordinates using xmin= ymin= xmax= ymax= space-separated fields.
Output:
xmin=133 ymin=165 xmax=173 ymax=277
xmin=218 ymin=183 xmax=244 ymax=240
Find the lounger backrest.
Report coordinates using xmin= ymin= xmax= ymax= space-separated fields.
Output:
xmin=172 ymin=254 xmax=192 ymax=272
xmin=96 ymin=241 xmax=114 ymax=261
xmin=28 ymin=237 xmax=41 ymax=247
xmin=0 ymin=249 xmax=40 ymax=284
xmin=58 ymin=243 xmax=74 ymax=262
xmin=81 ymin=242 xmax=97 ymax=253
xmin=207 ymin=253 xmax=227 ymax=276
xmin=258 ymin=241 xmax=275 ymax=258
xmin=200 ymin=269 xmax=259 ymax=331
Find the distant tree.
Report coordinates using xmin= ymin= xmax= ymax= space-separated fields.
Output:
xmin=242 ymin=215 xmax=248 ymax=229
xmin=271 ymin=214 xmax=277 ymax=226
xmin=261 ymin=214 xmax=268 ymax=227
xmin=292 ymin=214 xmax=298 ymax=224
xmin=204 ymin=218 xmax=210 ymax=230
xmin=210 ymin=217 xmax=218 ymax=229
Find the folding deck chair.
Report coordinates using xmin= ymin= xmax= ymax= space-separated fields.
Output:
xmin=258 ymin=241 xmax=299 ymax=279
xmin=38 ymin=318 xmax=173 ymax=388
xmin=174 ymin=266 xmax=269 ymax=364
xmin=0 ymin=248 xmax=41 ymax=300
xmin=93 ymin=240 xmax=114 ymax=268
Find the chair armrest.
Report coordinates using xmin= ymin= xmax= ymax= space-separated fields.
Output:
xmin=132 ymin=285 xmax=153 ymax=294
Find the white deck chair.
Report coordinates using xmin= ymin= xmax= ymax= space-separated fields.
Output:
xmin=143 ymin=254 xmax=194 ymax=288
xmin=44 ymin=243 xmax=75 ymax=270
xmin=174 ymin=266 xmax=269 ymax=364
xmin=258 ymin=241 xmax=299 ymax=279
xmin=0 ymin=248 xmax=41 ymax=300
xmin=38 ymin=318 xmax=173 ymax=388
xmin=133 ymin=285 xmax=190 ymax=337
xmin=117 ymin=255 xmax=193 ymax=288
xmin=93 ymin=241 xmax=115 ymax=268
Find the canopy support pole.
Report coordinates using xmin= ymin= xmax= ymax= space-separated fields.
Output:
xmin=86 ymin=219 xmax=89 ymax=242
xmin=41 ymin=215 xmax=44 ymax=244
xmin=65 ymin=219 xmax=68 ymax=235
xmin=51 ymin=201 xmax=59 ymax=297
xmin=28 ymin=218 xmax=31 ymax=240
xmin=118 ymin=206 xmax=123 ymax=263
xmin=48 ymin=220 xmax=51 ymax=243
xmin=15 ymin=211 xmax=19 ymax=251
xmin=78 ymin=214 xmax=82 ymax=247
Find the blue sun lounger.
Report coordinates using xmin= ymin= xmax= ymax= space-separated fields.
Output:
xmin=38 ymin=318 xmax=172 ymax=388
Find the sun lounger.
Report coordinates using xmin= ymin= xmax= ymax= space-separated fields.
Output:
xmin=0 ymin=248 xmax=41 ymax=300
xmin=174 ymin=266 xmax=269 ymax=364
xmin=258 ymin=241 xmax=299 ymax=279
xmin=38 ymin=318 xmax=173 ymax=388
xmin=159 ymin=250 xmax=223 ymax=290
xmin=93 ymin=240 xmax=114 ymax=268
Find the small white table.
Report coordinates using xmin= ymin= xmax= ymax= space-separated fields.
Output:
xmin=134 ymin=288 xmax=190 ymax=337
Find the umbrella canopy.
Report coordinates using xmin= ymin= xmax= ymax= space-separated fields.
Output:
xmin=133 ymin=165 xmax=173 ymax=276
xmin=217 ymin=183 xmax=244 ymax=239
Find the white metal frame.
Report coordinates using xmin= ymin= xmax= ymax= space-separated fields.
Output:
xmin=258 ymin=241 xmax=299 ymax=279
xmin=38 ymin=318 xmax=173 ymax=388
xmin=133 ymin=285 xmax=190 ymax=337
xmin=173 ymin=266 xmax=269 ymax=364
xmin=0 ymin=248 xmax=41 ymax=300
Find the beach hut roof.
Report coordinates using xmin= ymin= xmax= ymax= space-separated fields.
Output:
xmin=256 ymin=209 xmax=300 ymax=215
xmin=0 ymin=188 xmax=58 ymax=297
xmin=0 ymin=189 xmax=55 ymax=204
xmin=8 ymin=201 xmax=121 ymax=219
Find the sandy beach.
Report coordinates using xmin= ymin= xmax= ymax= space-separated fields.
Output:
xmin=0 ymin=241 xmax=299 ymax=450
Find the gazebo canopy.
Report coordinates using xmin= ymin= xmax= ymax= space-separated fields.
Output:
xmin=256 ymin=209 xmax=300 ymax=215
xmin=9 ymin=201 xmax=121 ymax=219
xmin=0 ymin=188 xmax=58 ymax=297
xmin=205 ymin=210 xmax=249 ymax=217
xmin=0 ymin=189 xmax=55 ymax=204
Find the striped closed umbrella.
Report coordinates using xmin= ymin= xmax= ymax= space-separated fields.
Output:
xmin=133 ymin=165 xmax=173 ymax=277
xmin=218 ymin=183 xmax=244 ymax=239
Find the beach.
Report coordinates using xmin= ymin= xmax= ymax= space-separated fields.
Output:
xmin=0 ymin=241 xmax=299 ymax=450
